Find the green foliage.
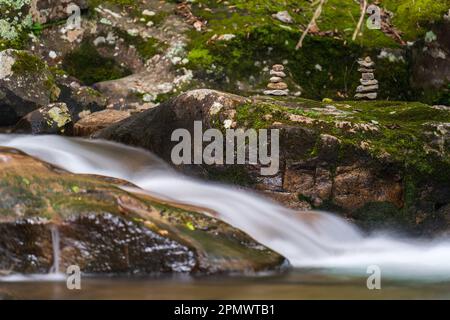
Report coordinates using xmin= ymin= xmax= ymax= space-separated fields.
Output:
xmin=187 ymin=48 xmax=214 ymax=69
xmin=62 ymin=41 xmax=131 ymax=85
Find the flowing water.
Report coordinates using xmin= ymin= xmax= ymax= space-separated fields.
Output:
xmin=0 ymin=134 xmax=449 ymax=299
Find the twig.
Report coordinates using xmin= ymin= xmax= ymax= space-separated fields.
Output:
xmin=295 ymin=0 xmax=327 ymax=50
xmin=352 ymin=0 xmax=368 ymax=41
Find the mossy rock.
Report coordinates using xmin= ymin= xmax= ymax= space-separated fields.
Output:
xmin=0 ymin=49 xmax=59 ymax=126
xmin=0 ymin=147 xmax=286 ymax=275
xmin=97 ymin=89 xmax=450 ymax=235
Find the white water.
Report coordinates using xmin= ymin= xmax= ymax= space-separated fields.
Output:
xmin=1 ymin=134 xmax=450 ymax=280
xmin=49 ymin=226 xmax=61 ymax=274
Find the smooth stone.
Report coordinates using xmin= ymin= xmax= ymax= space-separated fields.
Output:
xmin=272 ymin=64 xmax=285 ymax=72
xmin=270 ymin=70 xmax=286 ymax=77
xmin=356 ymin=84 xmax=379 ymax=93
xmin=358 ymin=67 xmax=375 ymax=73
xmin=360 ymin=79 xmax=378 ymax=86
xmin=267 ymin=82 xmax=288 ymax=90
xmin=264 ymin=89 xmax=289 ymax=96
xmin=270 ymin=76 xmax=283 ymax=83
xmin=355 ymin=92 xmax=377 ymax=100
xmin=361 ymin=73 xmax=375 ymax=81
xmin=358 ymin=61 xmax=375 ymax=68
xmin=272 ymin=11 xmax=294 ymax=24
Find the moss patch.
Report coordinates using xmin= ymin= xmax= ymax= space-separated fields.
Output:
xmin=62 ymin=41 xmax=131 ymax=85
xmin=114 ymin=28 xmax=165 ymax=60
xmin=11 ymin=50 xmax=46 ymax=74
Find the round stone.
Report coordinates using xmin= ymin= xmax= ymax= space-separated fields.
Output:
xmin=270 ymin=70 xmax=286 ymax=77
xmin=356 ymin=84 xmax=379 ymax=93
xmin=355 ymin=92 xmax=377 ymax=100
xmin=267 ymin=82 xmax=288 ymax=90
xmin=270 ymin=76 xmax=283 ymax=83
xmin=264 ymin=89 xmax=289 ymax=96
xmin=360 ymin=79 xmax=378 ymax=86
xmin=361 ymin=73 xmax=375 ymax=81
xmin=272 ymin=64 xmax=285 ymax=72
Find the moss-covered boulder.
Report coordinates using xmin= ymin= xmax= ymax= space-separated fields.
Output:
xmin=0 ymin=49 xmax=60 ymax=126
xmin=0 ymin=147 xmax=286 ymax=275
xmin=97 ymin=89 xmax=450 ymax=235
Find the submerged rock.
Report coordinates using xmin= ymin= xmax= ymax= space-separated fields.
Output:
xmin=0 ymin=147 xmax=286 ymax=275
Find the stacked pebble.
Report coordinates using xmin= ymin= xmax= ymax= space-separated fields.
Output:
xmin=264 ymin=64 xmax=289 ymax=96
xmin=355 ymin=56 xmax=378 ymax=100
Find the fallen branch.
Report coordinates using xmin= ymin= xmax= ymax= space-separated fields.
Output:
xmin=296 ymin=0 xmax=327 ymax=50
xmin=352 ymin=0 xmax=368 ymax=41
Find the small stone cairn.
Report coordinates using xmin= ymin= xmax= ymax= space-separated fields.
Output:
xmin=355 ymin=56 xmax=378 ymax=100
xmin=264 ymin=64 xmax=289 ymax=96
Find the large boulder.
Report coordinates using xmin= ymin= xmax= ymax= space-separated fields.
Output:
xmin=0 ymin=49 xmax=60 ymax=126
xmin=0 ymin=147 xmax=286 ymax=275
xmin=97 ymin=89 xmax=450 ymax=235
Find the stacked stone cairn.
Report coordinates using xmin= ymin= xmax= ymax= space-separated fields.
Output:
xmin=264 ymin=64 xmax=289 ymax=96
xmin=355 ymin=56 xmax=378 ymax=100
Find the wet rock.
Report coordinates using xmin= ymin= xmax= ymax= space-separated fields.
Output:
xmin=13 ymin=103 xmax=72 ymax=134
xmin=0 ymin=50 xmax=59 ymax=126
xmin=74 ymin=109 xmax=131 ymax=136
xmin=0 ymin=148 xmax=286 ymax=275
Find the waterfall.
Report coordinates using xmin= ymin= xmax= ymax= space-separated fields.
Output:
xmin=1 ymin=134 xmax=450 ymax=280
xmin=49 ymin=226 xmax=60 ymax=274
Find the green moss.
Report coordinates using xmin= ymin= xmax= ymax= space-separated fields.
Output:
xmin=236 ymin=102 xmax=287 ymax=129
xmin=384 ymin=0 xmax=450 ymax=40
xmin=114 ymin=28 xmax=165 ymax=60
xmin=11 ymin=51 xmax=46 ymax=74
xmin=187 ymin=48 xmax=214 ymax=69
xmin=235 ymin=97 xmax=450 ymax=185
xmin=62 ymin=41 xmax=131 ymax=85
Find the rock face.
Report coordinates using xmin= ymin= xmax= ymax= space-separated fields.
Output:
xmin=0 ymin=50 xmax=59 ymax=126
xmin=13 ymin=102 xmax=73 ymax=134
xmin=97 ymin=89 xmax=450 ymax=235
xmin=0 ymin=147 xmax=286 ymax=275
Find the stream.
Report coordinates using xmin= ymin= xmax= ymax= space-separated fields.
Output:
xmin=0 ymin=134 xmax=449 ymax=299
